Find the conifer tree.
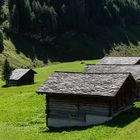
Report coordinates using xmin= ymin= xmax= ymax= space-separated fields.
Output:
xmin=10 ymin=4 xmax=19 ymax=31
xmin=32 ymin=0 xmax=42 ymax=19
xmin=24 ymin=0 xmax=32 ymax=29
xmin=0 ymin=30 xmax=3 ymax=48
xmin=0 ymin=0 xmax=4 ymax=11
xmin=0 ymin=0 xmax=5 ymax=21
xmin=1 ymin=59 xmax=12 ymax=83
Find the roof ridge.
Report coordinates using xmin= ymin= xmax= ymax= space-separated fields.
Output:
xmin=97 ymin=64 xmax=140 ymax=65
xmin=86 ymin=64 xmax=140 ymax=66
xmin=103 ymin=56 xmax=140 ymax=57
xmin=13 ymin=68 xmax=31 ymax=70
xmin=54 ymin=71 xmax=131 ymax=75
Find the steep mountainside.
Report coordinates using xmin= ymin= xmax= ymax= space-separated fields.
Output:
xmin=1 ymin=0 xmax=140 ymax=69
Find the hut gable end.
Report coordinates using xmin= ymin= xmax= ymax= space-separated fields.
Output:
xmin=9 ymin=69 xmax=36 ymax=80
xmin=8 ymin=69 xmax=37 ymax=86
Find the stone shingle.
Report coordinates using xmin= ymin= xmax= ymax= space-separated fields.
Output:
xmin=99 ymin=57 xmax=140 ymax=65
xmin=9 ymin=69 xmax=35 ymax=80
xmin=85 ymin=65 xmax=140 ymax=80
xmin=37 ymin=72 xmax=131 ymax=97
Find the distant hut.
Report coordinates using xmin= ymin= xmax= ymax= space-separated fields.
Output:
xmin=7 ymin=69 xmax=37 ymax=86
xmin=85 ymin=64 xmax=140 ymax=99
xmin=37 ymin=72 xmax=137 ymax=128
xmin=99 ymin=57 xmax=140 ymax=65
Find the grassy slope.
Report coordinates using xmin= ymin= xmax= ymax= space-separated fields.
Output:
xmin=109 ymin=26 xmax=140 ymax=56
xmin=0 ymin=60 xmax=140 ymax=140
xmin=0 ymin=39 xmax=34 ymax=72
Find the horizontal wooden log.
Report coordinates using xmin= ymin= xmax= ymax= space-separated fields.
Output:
xmin=48 ymin=96 xmax=110 ymax=117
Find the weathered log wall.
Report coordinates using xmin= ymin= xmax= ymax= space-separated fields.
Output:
xmin=46 ymin=95 xmax=111 ymax=127
xmin=113 ymin=76 xmax=137 ymax=113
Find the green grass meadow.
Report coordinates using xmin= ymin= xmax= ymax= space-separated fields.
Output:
xmin=0 ymin=60 xmax=140 ymax=140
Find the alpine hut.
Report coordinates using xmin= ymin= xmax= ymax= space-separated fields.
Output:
xmin=99 ymin=57 xmax=140 ymax=65
xmin=37 ymin=72 xmax=137 ymax=127
xmin=7 ymin=69 xmax=37 ymax=86
xmin=85 ymin=64 xmax=140 ymax=99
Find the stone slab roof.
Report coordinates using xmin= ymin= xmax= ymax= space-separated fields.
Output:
xmin=9 ymin=69 xmax=36 ymax=80
xmin=99 ymin=57 xmax=140 ymax=65
xmin=85 ymin=65 xmax=140 ymax=81
xmin=37 ymin=72 xmax=132 ymax=97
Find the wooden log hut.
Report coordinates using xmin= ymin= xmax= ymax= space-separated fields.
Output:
xmin=7 ymin=69 xmax=37 ymax=86
xmin=37 ymin=72 xmax=137 ymax=128
xmin=85 ymin=64 xmax=140 ymax=99
xmin=99 ymin=57 xmax=140 ymax=65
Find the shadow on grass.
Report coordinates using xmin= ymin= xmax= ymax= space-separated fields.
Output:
xmin=1 ymin=84 xmax=9 ymax=88
xmin=41 ymin=106 xmax=140 ymax=133
xmin=41 ymin=126 xmax=93 ymax=133
xmin=105 ymin=106 xmax=140 ymax=127
xmin=7 ymin=32 xmax=49 ymax=63
xmin=1 ymin=82 xmax=37 ymax=88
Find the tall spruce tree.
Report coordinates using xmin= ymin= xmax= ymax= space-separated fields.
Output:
xmin=1 ymin=59 xmax=12 ymax=84
xmin=0 ymin=0 xmax=4 ymax=12
xmin=24 ymin=0 xmax=32 ymax=26
xmin=0 ymin=0 xmax=5 ymax=22
xmin=10 ymin=4 xmax=19 ymax=31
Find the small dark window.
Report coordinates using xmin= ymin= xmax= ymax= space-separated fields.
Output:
xmin=69 ymin=113 xmax=86 ymax=121
xmin=70 ymin=113 xmax=77 ymax=118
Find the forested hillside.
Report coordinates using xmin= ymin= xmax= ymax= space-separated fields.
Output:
xmin=8 ymin=0 xmax=140 ymax=34
xmin=1 ymin=0 xmax=140 ymax=67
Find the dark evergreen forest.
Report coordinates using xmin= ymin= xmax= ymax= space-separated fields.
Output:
xmin=8 ymin=0 xmax=140 ymax=35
